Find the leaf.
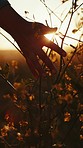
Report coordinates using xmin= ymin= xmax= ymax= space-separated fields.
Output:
xmin=25 ymin=11 xmax=29 ymax=14
xmin=62 ymin=0 xmax=68 ymax=3
xmin=72 ymin=29 xmax=78 ymax=33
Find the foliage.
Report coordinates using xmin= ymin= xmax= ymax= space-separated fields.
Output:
xmin=0 ymin=0 xmax=83 ymax=147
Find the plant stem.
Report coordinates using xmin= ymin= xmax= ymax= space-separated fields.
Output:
xmin=55 ymin=1 xmax=74 ymax=84
xmin=58 ymin=45 xmax=77 ymax=82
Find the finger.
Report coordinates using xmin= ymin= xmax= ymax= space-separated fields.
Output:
xmin=16 ymin=40 xmax=44 ymax=77
xmin=33 ymin=48 xmax=57 ymax=73
xmin=26 ymin=58 xmax=39 ymax=79
xmin=25 ymin=51 xmax=44 ymax=76
xmin=40 ymin=36 xmax=66 ymax=57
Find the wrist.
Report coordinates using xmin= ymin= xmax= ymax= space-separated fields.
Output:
xmin=0 ymin=5 xmax=24 ymax=35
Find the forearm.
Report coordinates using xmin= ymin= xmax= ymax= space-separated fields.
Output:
xmin=0 ymin=0 xmax=9 ymax=8
xmin=0 ymin=0 xmax=12 ymax=33
xmin=0 ymin=2 xmax=27 ymax=37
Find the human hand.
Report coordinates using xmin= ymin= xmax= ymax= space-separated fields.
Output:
xmin=13 ymin=22 xmax=66 ymax=78
xmin=0 ymin=5 xmax=66 ymax=78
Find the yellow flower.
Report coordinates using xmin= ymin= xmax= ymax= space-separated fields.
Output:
xmin=29 ymin=94 xmax=35 ymax=101
xmin=64 ymin=112 xmax=71 ymax=122
xmin=17 ymin=132 xmax=23 ymax=141
xmin=79 ymin=114 xmax=83 ymax=122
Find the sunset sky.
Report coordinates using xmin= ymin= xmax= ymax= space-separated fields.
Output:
xmin=0 ymin=0 xmax=83 ymax=50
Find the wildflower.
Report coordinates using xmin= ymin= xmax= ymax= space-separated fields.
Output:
xmin=64 ymin=112 xmax=71 ymax=122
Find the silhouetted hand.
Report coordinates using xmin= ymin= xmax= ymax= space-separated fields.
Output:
xmin=0 ymin=5 xmax=66 ymax=78
xmin=13 ymin=22 xmax=66 ymax=78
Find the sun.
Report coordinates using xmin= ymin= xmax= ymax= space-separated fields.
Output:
xmin=44 ymin=33 xmax=55 ymax=41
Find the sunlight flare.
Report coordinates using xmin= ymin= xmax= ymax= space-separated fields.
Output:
xmin=44 ymin=33 xmax=55 ymax=41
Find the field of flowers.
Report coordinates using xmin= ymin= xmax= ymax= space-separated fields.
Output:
xmin=0 ymin=43 xmax=83 ymax=148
